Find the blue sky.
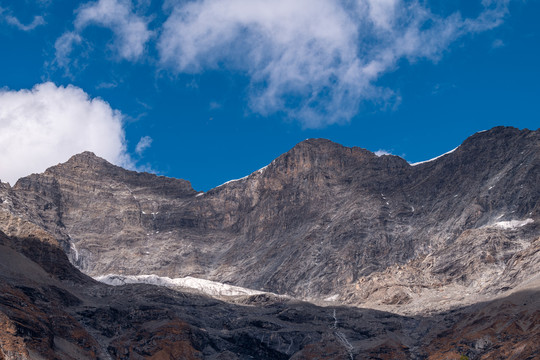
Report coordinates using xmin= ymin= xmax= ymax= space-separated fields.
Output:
xmin=0 ymin=0 xmax=538 ymax=190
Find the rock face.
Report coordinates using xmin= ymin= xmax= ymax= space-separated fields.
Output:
xmin=0 ymin=125 xmax=539 ymax=358
xmin=0 ymin=229 xmax=404 ymax=359
xmin=0 ymin=228 xmax=539 ymax=359
xmin=4 ymin=126 xmax=538 ymax=309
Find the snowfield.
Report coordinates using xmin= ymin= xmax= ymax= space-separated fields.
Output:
xmin=409 ymin=146 xmax=459 ymax=166
xmin=492 ymin=218 xmax=534 ymax=229
xmin=95 ymin=274 xmax=268 ymax=297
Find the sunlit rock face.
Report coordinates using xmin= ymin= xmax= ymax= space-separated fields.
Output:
xmin=6 ymin=126 xmax=539 ymax=308
xmin=0 ymin=126 xmax=538 ymax=359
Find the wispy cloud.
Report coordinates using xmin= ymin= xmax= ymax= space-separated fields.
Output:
xmin=374 ymin=149 xmax=392 ymax=157
xmin=135 ymin=135 xmax=153 ymax=155
xmin=209 ymin=101 xmax=222 ymax=110
xmin=55 ymin=0 xmax=152 ymax=68
xmin=492 ymin=39 xmax=505 ymax=49
xmin=0 ymin=82 xmax=134 ymax=185
xmin=54 ymin=32 xmax=83 ymax=69
xmin=53 ymin=0 xmax=513 ymax=128
xmin=157 ymin=0 xmax=512 ymax=127
xmin=0 ymin=6 xmax=46 ymax=31
xmin=96 ymin=81 xmax=119 ymax=89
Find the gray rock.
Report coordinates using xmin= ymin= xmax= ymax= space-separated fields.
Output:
xmin=4 ymin=126 xmax=539 ymax=309
xmin=1 ymin=126 xmax=539 ymax=359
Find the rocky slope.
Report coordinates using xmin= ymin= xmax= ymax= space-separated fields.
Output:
xmin=3 ymin=126 xmax=538 ymax=312
xmin=0 ymin=228 xmax=539 ymax=359
xmin=1 ymin=125 xmax=539 ymax=359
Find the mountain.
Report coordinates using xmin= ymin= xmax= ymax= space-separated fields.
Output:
xmin=0 ymin=126 xmax=539 ymax=359
xmin=4 ymin=127 xmax=539 ymax=308
xmin=0 ymin=227 xmax=416 ymax=359
xmin=0 ymin=219 xmax=539 ymax=359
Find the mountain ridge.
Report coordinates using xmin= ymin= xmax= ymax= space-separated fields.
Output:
xmin=2 ymin=126 xmax=537 ymax=311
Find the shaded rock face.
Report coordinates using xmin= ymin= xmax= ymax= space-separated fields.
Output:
xmin=0 ymin=229 xmax=428 ymax=359
xmin=4 ymin=126 xmax=539 ymax=306
xmin=0 ymin=229 xmax=539 ymax=359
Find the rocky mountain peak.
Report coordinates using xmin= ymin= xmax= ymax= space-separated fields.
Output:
xmin=65 ymin=150 xmax=108 ymax=167
xmin=417 ymin=126 xmax=538 ymax=168
xmin=43 ymin=151 xmax=125 ymax=178
xmin=462 ymin=125 xmax=535 ymax=146
xmin=285 ymin=138 xmax=376 ymax=164
xmin=17 ymin=151 xmax=198 ymax=198
xmin=267 ymin=137 xmax=409 ymax=184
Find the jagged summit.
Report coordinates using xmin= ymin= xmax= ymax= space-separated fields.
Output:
xmin=67 ymin=150 xmax=101 ymax=161
xmin=412 ymin=126 xmax=538 ymax=167
xmin=44 ymin=151 xmax=113 ymax=173
xmin=45 ymin=151 xmax=129 ymax=177
xmin=19 ymin=150 xmax=198 ymax=198
xmin=24 ymin=126 xmax=536 ymax=196
xmin=214 ymin=126 xmax=537 ymax=192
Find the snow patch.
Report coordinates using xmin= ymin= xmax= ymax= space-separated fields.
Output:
xmin=255 ymin=164 xmax=269 ymax=174
xmin=215 ymin=162 xmax=271 ymax=188
xmin=95 ymin=274 xmax=267 ymax=297
xmin=492 ymin=218 xmax=534 ymax=229
xmin=70 ymin=242 xmax=79 ymax=261
xmin=409 ymin=146 xmax=459 ymax=166
xmin=217 ymin=174 xmax=250 ymax=188
xmin=324 ymin=294 xmax=339 ymax=302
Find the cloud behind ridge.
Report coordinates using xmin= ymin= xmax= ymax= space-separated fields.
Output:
xmin=0 ymin=82 xmax=133 ymax=185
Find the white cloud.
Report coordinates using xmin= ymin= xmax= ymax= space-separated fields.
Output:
xmin=374 ymin=150 xmax=392 ymax=157
xmin=0 ymin=6 xmax=45 ymax=31
xmin=135 ymin=135 xmax=152 ymax=155
xmin=158 ymin=0 xmax=511 ymax=128
xmin=209 ymin=101 xmax=221 ymax=110
xmin=50 ymin=0 xmax=512 ymax=127
xmin=54 ymin=32 xmax=82 ymax=69
xmin=56 ymin=0 xmax=152 ymax=67
xmin=0 ymin=82 xmax=134 ymax=185
xmin=367 ymin=0 xmax=398 ymax=30
xmin=492 ymin=39 xmax=505 ymax=49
